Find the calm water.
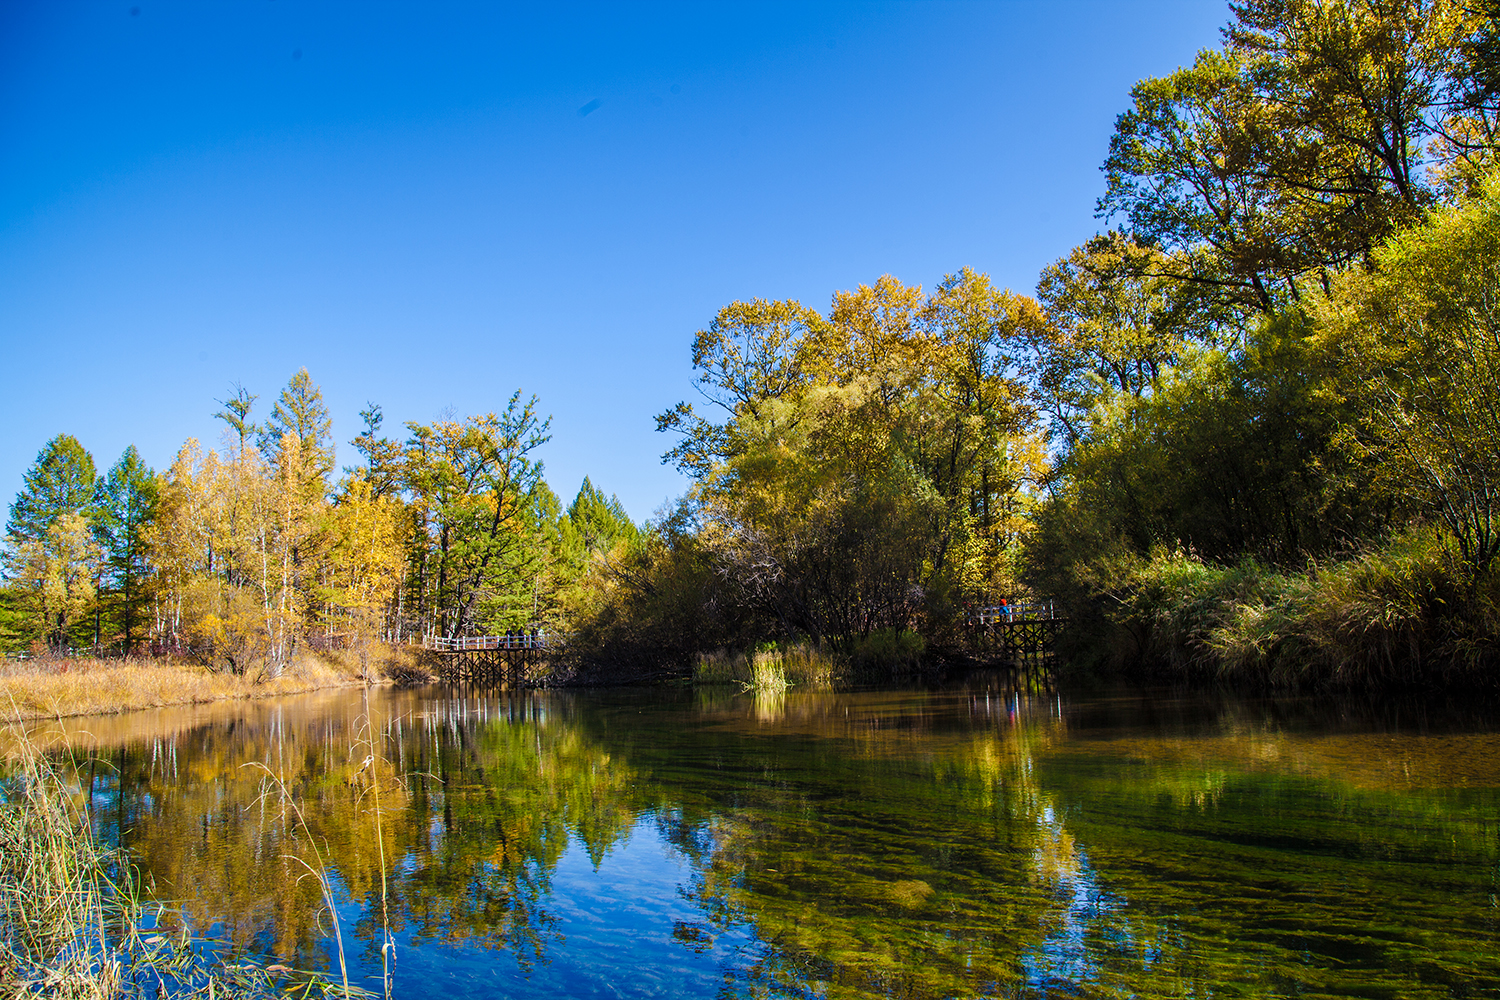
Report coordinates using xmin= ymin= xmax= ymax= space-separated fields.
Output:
xmin=31 ymin=680 xmax=1500 ymax=998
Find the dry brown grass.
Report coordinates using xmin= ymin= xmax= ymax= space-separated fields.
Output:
xmin=0 ymin=653 xmax=373 ymax=722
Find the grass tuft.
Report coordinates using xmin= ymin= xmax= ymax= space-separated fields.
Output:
xmin=693 ymin=642 xmax=843 ymax=690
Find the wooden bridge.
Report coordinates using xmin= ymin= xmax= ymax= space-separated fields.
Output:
xmin=416 ymin=632 xmax=560 ymax=685
xmin=965 ymin=599 xmax=1067 ymax=666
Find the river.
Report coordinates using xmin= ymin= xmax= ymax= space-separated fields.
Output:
xmin=29 ymin=678 xmax=1500 ymax=998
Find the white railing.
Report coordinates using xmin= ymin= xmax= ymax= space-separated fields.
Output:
xmin=969 ymin=599 xmax=1058 ymax=625
xmin=416 ymin=633 xmax=560 ymax=652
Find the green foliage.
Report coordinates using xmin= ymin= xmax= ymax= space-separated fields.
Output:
xmin=1101 ymin=0 xmax=1479 ymax=311
xmin=1056 ymin=529 xmax=1493 ymax=687
xmin=1319 ymin=170 xmax=1500 ymax=570
xmin=400 ymin=393 xmax=553 ymax=638
xmin=563 ymin=504 xmax=749 ymax=679
xmin=562 ymin=477 xmax=639 ymax=559
xmin=213 ymin=382 xmax=259 ymax=456
xmin=258 ymin=368 xmax=334 ymax=489
xmin=1029 ymin=307 xmax=1385 ymax=579
xmin=644 ymin=270 xmax=1045 ymax=660
xmin=92 ymin=446 xmax=159 ymax=652
xmin=5 ymin=435 xmax=96 ymax=546
xmin=1021 ymin=3 xmax=1500 ymax=687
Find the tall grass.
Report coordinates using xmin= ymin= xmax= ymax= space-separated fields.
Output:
xmin=0 ymin=730 xmax=347 ymax=999
xmin=693 ymin=642 xmax=843 ymax=691
xmin=0 ymin=647 xmax=422 ymax=722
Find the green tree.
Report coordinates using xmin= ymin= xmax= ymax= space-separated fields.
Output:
xmin=92 ymin=445 xmax=160 ymax=652
xmin=1319 ymin=169 xmax=1500 ymax=570
xmin=1032 ymin=233 xmax=1223 ymax=446
xmin=656 ymin=298 xmax=822 ymax=481
xmin=6 ymin=434 xmax=97 ymax=544
xmin=649 ymin=272 xmax=1046 ymax=652
xmin=565 ymin=478 xmax=639 ymax=556
xmin=401 ymin=394 xmax=552 ymax=638
xmin=4 ymin=513 xmax=103 ymax=651
xmin=346 ymin=402 xmax=404 ymax=500
xmin=214 ymin=382 xmax=259 ymax=456
xmin=1101 ymin=0 xmax=1478 ymax=310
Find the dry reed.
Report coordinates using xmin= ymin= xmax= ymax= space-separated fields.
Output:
xmin=0 ymin=654 xmax=378 ymax=722
xmin=0 ymin=729 xmax=347 ymax=999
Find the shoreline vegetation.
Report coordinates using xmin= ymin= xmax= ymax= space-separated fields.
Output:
xmin=0 ymin=727 xmax=352 ymax=999
xmin=0 ymin=645 xmax=435 ymax=723
xmin=693 ymin=632 xmax=929 ymax=692
xmin=1056 ymin=529 xmax=1500 ymax=690
xmin=5 ymin=2 xmax=1500 ymax=696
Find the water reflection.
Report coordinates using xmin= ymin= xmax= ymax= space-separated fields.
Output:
xmin=10 ymin=683 xmax=1500 ymax=999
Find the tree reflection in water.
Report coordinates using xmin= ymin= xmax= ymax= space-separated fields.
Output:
xmin=18 ymin=682 xmax=1500 ymax=999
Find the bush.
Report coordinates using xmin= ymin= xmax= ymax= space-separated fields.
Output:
xmin=1067 ymin=529 xmax=1497 ymax=688
xmin=851 ymin=629 xmax=926 ymax=679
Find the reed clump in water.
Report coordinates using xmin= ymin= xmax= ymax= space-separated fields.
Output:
xmin=693 ymin=642 xmax=843 ymax=691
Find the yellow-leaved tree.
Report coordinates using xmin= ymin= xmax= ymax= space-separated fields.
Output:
xmin=4 ymin=513 xmax=102 ymax=652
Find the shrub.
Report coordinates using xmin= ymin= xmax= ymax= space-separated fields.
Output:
xmin=851 ymin=629 xmax=926 ymax=679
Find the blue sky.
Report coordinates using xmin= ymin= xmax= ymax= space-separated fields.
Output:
xmin=0 ymin=1 xmax=1229 ymax=522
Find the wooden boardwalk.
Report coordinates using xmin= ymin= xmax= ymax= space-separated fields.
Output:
xmin=417 ymin=633 xmax=559 ymax=686
xmin=965 ymin=600 xmax=1067 ymax=666
xmin=415 ymin=597 xmax=1067 ymax=686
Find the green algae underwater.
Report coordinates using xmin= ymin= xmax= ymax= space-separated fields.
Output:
xmin=13 ymin=680 xmax=1500 ymax=999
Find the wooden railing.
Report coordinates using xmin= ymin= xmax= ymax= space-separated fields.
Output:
xmin=416 ymin=633 xmax=560 ymax=652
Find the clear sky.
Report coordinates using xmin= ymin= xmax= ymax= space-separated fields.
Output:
xmin=0 ymin=1 xmax=1229 ymax=523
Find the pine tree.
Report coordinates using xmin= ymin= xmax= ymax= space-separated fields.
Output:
xmin=6 ymin=434 xmax=97 ymax=544
xmin=214 ymin=382 xmax=259 ymax=457
xmin=93 ymin=445 xmax=159 ymax=651
xmin=567 ymin=477 xmax=638 ymax=553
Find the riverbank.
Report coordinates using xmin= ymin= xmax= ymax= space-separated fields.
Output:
xmin=1056 ymin=528 xmax=1500 ymax=689
xmin=0 ymin=645 xmax=436 ymax=721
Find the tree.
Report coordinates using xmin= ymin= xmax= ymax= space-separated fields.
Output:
xmin=649 ymin=272 xmax=1047 ymax=651
xmin=214 ymin=382 xmax=259 ymax=456
xmin=4 ymin=513 xmax=103 ymax=651
xmin=1432 ymin=0 xmax=1500 ymax=196
xmin=656 ymin=299 xmax=822 ymax=481
xmin=259 ymin=368 xmax=334 ymax=495
xmin=1319 ymin=169 xmax=1500 ymax=570
xmin=93 ymin=445 xmax=159 ymax=652
xmin=565 ymin=477 xmax=639 ymax=555
xmin=346 ymin=402 xmax=404 ymax=500
xmin=1032 ymin=233 xmax=1223 ymax=446
xmin=316 ymin=480 xmax=403 ymax=672
xmin=6 ymin=434 xmax=97 ymax=544
xmin=401 ymin=395 xmax=552 ymax=638
xmin=1100 ymin=0 xmax=1479 ymax=310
